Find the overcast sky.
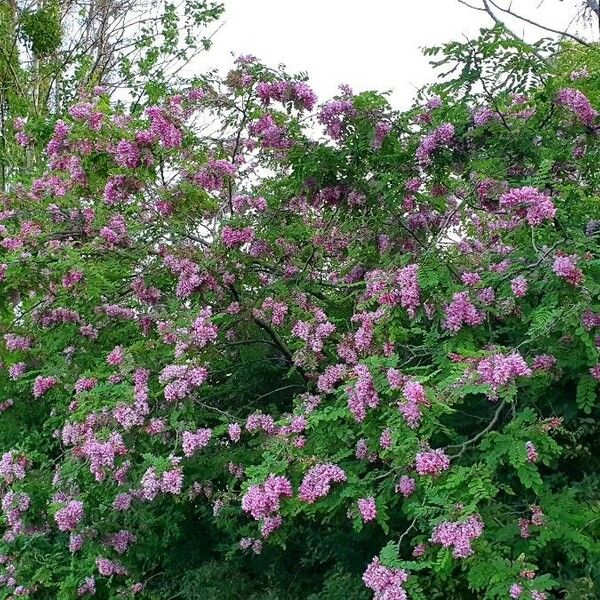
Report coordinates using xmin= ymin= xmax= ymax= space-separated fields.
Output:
xmin=195 ymin=0 xmax=592 ymax=107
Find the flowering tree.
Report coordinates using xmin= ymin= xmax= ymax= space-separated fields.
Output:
xmin=0 ymin=26 xmax=599 ymax=600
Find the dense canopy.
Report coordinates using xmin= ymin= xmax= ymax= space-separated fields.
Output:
xmin=0 ymin=24 xmax=599 ymax=600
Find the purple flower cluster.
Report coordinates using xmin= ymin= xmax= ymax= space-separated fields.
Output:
xmin=318 ymin=99 xmax=357 ymax=140
xmin=416 ymin=122 xmax=455 ymax=164
xmin=372 ymin=121 xmax=392 ymax=150
xmin=55 ymin=500 xmax=84 ymax=532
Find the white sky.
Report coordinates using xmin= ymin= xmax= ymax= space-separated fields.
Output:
xmin=195 ymin=0 xmax=594 ymax=108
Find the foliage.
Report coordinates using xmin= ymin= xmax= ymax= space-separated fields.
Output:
xmin=0 ymin=26 xmax=599 ymax=600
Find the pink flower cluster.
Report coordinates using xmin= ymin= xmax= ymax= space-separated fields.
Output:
xmin=249 ymin=114 xmax=292 ymax=150
xmin=511 ymin=276 xmax=528 ymax=297
xmin=415 ymin=449 xmax=450 ymax=476
xmin=477 ymin=351 xmax=532 ymax=389
xmin=80 ymin=432 xmax=127 ymax=481
xmin=221 ymin=226 xmax=255 ymax=248
xmin=241 ymin=475 xmax=292 ymax=524
xmin=395 ymin=476 xmax=416 ymax=497
xmin=106 ymin=530 xmax=136 ymax=554
xmin=182 ymin=428 xmax=212 ymax=457
xmin=144 ymin=106 xmax=182 ymax=148
xmin=526 ymin=441 xmax=538 ymax=463
xmin=96 ymin=557 xmax=128 ymax=577
xmin=298 ymin=463 xmax=347 ymax=503
xmin=556 ymin=88 xmax=598 ymax=126
xmin=396 ymin=264 xmax=420 ymax=317
xmin=317 ymin=364 xmax=348 ymax=393
xmin=0 ymin=452 xmax=27 ymax=483
xmin=159 ymin=364 xmax=209 ymax=402
xmin=257 ymin=80 xmax=317 ymax=111
xmin=141 ymin=466 xmax=183 ymax=500
xmin=430 ymin=514 xmax=484 ymax=557
xmin=253 ymin=297 xmax=288 ymax=326
xmin=443 ymin=292 xmax=484 ymax=333
xmin=4 ymin=334 xmax=32 ymax=352
xmin=346 ymin=364 xmax=380 ymax=422
xmin=416 ymin=122 xmax=455 ymax=164
xmin=32 ymin=376 xmax=58 ymax=398
xmin=553 ymin=255 xmax=583 ymax=286
xmin=292 ymin=318 xmax=336 ymax=353
xmin=362 ymin=557 xmax=408 ymax=600
xmin=357 ymin=497 xmax=377 ymax=522
xmin=54 ymin=500 xmax=84 ymax=532
xmin=398 ymin=380 xmax=429 ymax=428
xmin=194 ymin=159 xmax=236 ymax=191
xmin=99 ymin=214 xmax=128 ymax=247
xmin=499 ymin=187 xmax=556 ymax=226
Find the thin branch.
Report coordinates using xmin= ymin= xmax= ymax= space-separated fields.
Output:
xmin=488 ymin=0 xmax=591 ymax=46
xmin=457 ymin=0 xmax=487 ymax=10
xmin=447 ymin=399 xmax=507 ymax=456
